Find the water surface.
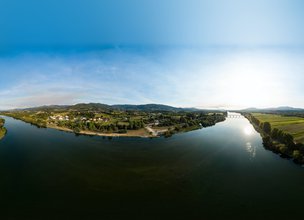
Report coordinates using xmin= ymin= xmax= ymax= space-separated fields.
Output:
xmin=0 ymin=114 xmax=303 ymax=219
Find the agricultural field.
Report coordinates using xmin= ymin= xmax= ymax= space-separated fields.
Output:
xmin=252 ymin=113 xmax=304 ymax=143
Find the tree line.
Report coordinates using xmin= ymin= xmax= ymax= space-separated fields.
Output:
xmin=58 ymin=119 xmax=145 ymax=134
xmin=246 ymin=114 xmax=304 ymax=164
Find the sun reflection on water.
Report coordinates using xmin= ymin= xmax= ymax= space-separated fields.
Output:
xmin=244 ymin=125 xmax=254 ymax=136
xmin=245 ymin=142 xmax=256 ymax=158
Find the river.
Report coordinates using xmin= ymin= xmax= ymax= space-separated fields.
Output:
xmin=0 ymin=114 xmax=303 ymax=219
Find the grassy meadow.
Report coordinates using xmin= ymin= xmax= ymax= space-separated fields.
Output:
xmin=252 ymin=113 xmax=304 ymax=143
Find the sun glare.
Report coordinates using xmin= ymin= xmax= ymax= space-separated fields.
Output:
xmin=244 ymin=125 xmax=253 ymax=136
xmin=215 ymin=53 xmax=286 ymax=109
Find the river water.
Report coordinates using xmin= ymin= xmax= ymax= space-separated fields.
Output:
xmin=0 ymin=114 xmax=303 ymax=219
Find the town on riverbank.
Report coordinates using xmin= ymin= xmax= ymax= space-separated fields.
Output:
xmin=1 ymin=103 xmax=227 ymax=138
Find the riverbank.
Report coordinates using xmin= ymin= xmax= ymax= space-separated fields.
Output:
xmin=47 ymin=124 xmax=157 ymax=138
xmin=0 ymin=127 xmax=7 ymax=140
xmin=3 ymin=115 xmax=226 ymax=138
xmin=42 ymin=123 xmax=206 ymax=138
xmin=0 ymin=128 xmax=6 ymax=140
xmin=243 ymin=113 xmax=304 ymax=165
xmin=0 ymin=118 xmax=6 ymax=140
xmin=1 ymin=110 xmax=227 ymax=138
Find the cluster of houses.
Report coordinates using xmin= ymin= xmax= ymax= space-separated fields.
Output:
xmin=49 ymin=115 xmax=110 ymax=123
xmin=90 ymin=117 xmax=110 ymax=122
xmin=148 ymin=120 xmax=160 ymax=127
xmin=49 ymin=115 xmax=69 ymax=121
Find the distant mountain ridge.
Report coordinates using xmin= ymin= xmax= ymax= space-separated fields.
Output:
xmin=6 ymin=104 xmax=304 ymax=113
xmin=112 ymin=104 xmax=197 ymax=112
xmin=241 ymin=106 xmax=304 ymax=112
xmin=9 ymin=103 xmax=199 ymax=112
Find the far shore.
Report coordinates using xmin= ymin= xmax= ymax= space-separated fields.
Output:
xmin=1 ymin=114 xmax=222 ymax=139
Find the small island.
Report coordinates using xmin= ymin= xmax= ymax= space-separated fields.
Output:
xmin=1 ymin=103 xmax=227 ymax=138
xmin=0 ymin=118 xmax=7 ymax=140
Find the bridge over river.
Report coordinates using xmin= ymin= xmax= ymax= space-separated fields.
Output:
xmin=226 ymin=112 xmax=243 ymax=118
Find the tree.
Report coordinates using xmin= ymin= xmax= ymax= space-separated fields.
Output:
xmin=298 ymin=143 xmax=304 ymax=154
xmin=262 ymin=136 xmax=272 ymax=148
xmin=88 ymin=122 xmax=96 ymax=131
xmin=73 ymin=127 xmax=81 ymax=133
xmin=271 ymin=128 xmax=279 ymax=139
xmin=180 ymin=116 xmax=187 ymax=123
xmin=0 ymin=118 xmax=5 ymax=127
xmin=283 ymin=133 xmax=294 ymax=145
xmin=279 ymin=146 xmax=288 ymax=154
xmin=292 ymin=150 xmax=302 ymax=161
xmin=263 ymin=122 xmax=271 ymax=134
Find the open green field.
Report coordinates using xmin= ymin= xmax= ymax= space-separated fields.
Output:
xmin=252 ymin=113 xmax=304 ymax=143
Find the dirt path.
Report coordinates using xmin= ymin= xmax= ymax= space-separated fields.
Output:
xmin=145 ymin=126 xmax=158 ymax=136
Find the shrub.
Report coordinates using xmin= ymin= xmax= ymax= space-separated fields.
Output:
xmin=292 ymin=150 xmax=302 ymax=160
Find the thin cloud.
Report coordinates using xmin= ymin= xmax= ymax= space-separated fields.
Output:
xmin=0 ymin=47 xmax=304 ymax=109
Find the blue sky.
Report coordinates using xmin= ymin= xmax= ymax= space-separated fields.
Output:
xmin=0 ymin=0 xmax=304 ymax=109
xmin=1 ymin=0 xmax=304 ymax=48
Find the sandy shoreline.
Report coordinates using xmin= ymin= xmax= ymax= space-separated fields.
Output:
xmin=47 ymin=124 xmax=155 ymax=138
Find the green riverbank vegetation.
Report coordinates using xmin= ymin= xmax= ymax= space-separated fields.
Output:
xmin=0 ymin=118 xmax=7 ymax=140
xmin=244 ymin=113 xmax=304 ymax=164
